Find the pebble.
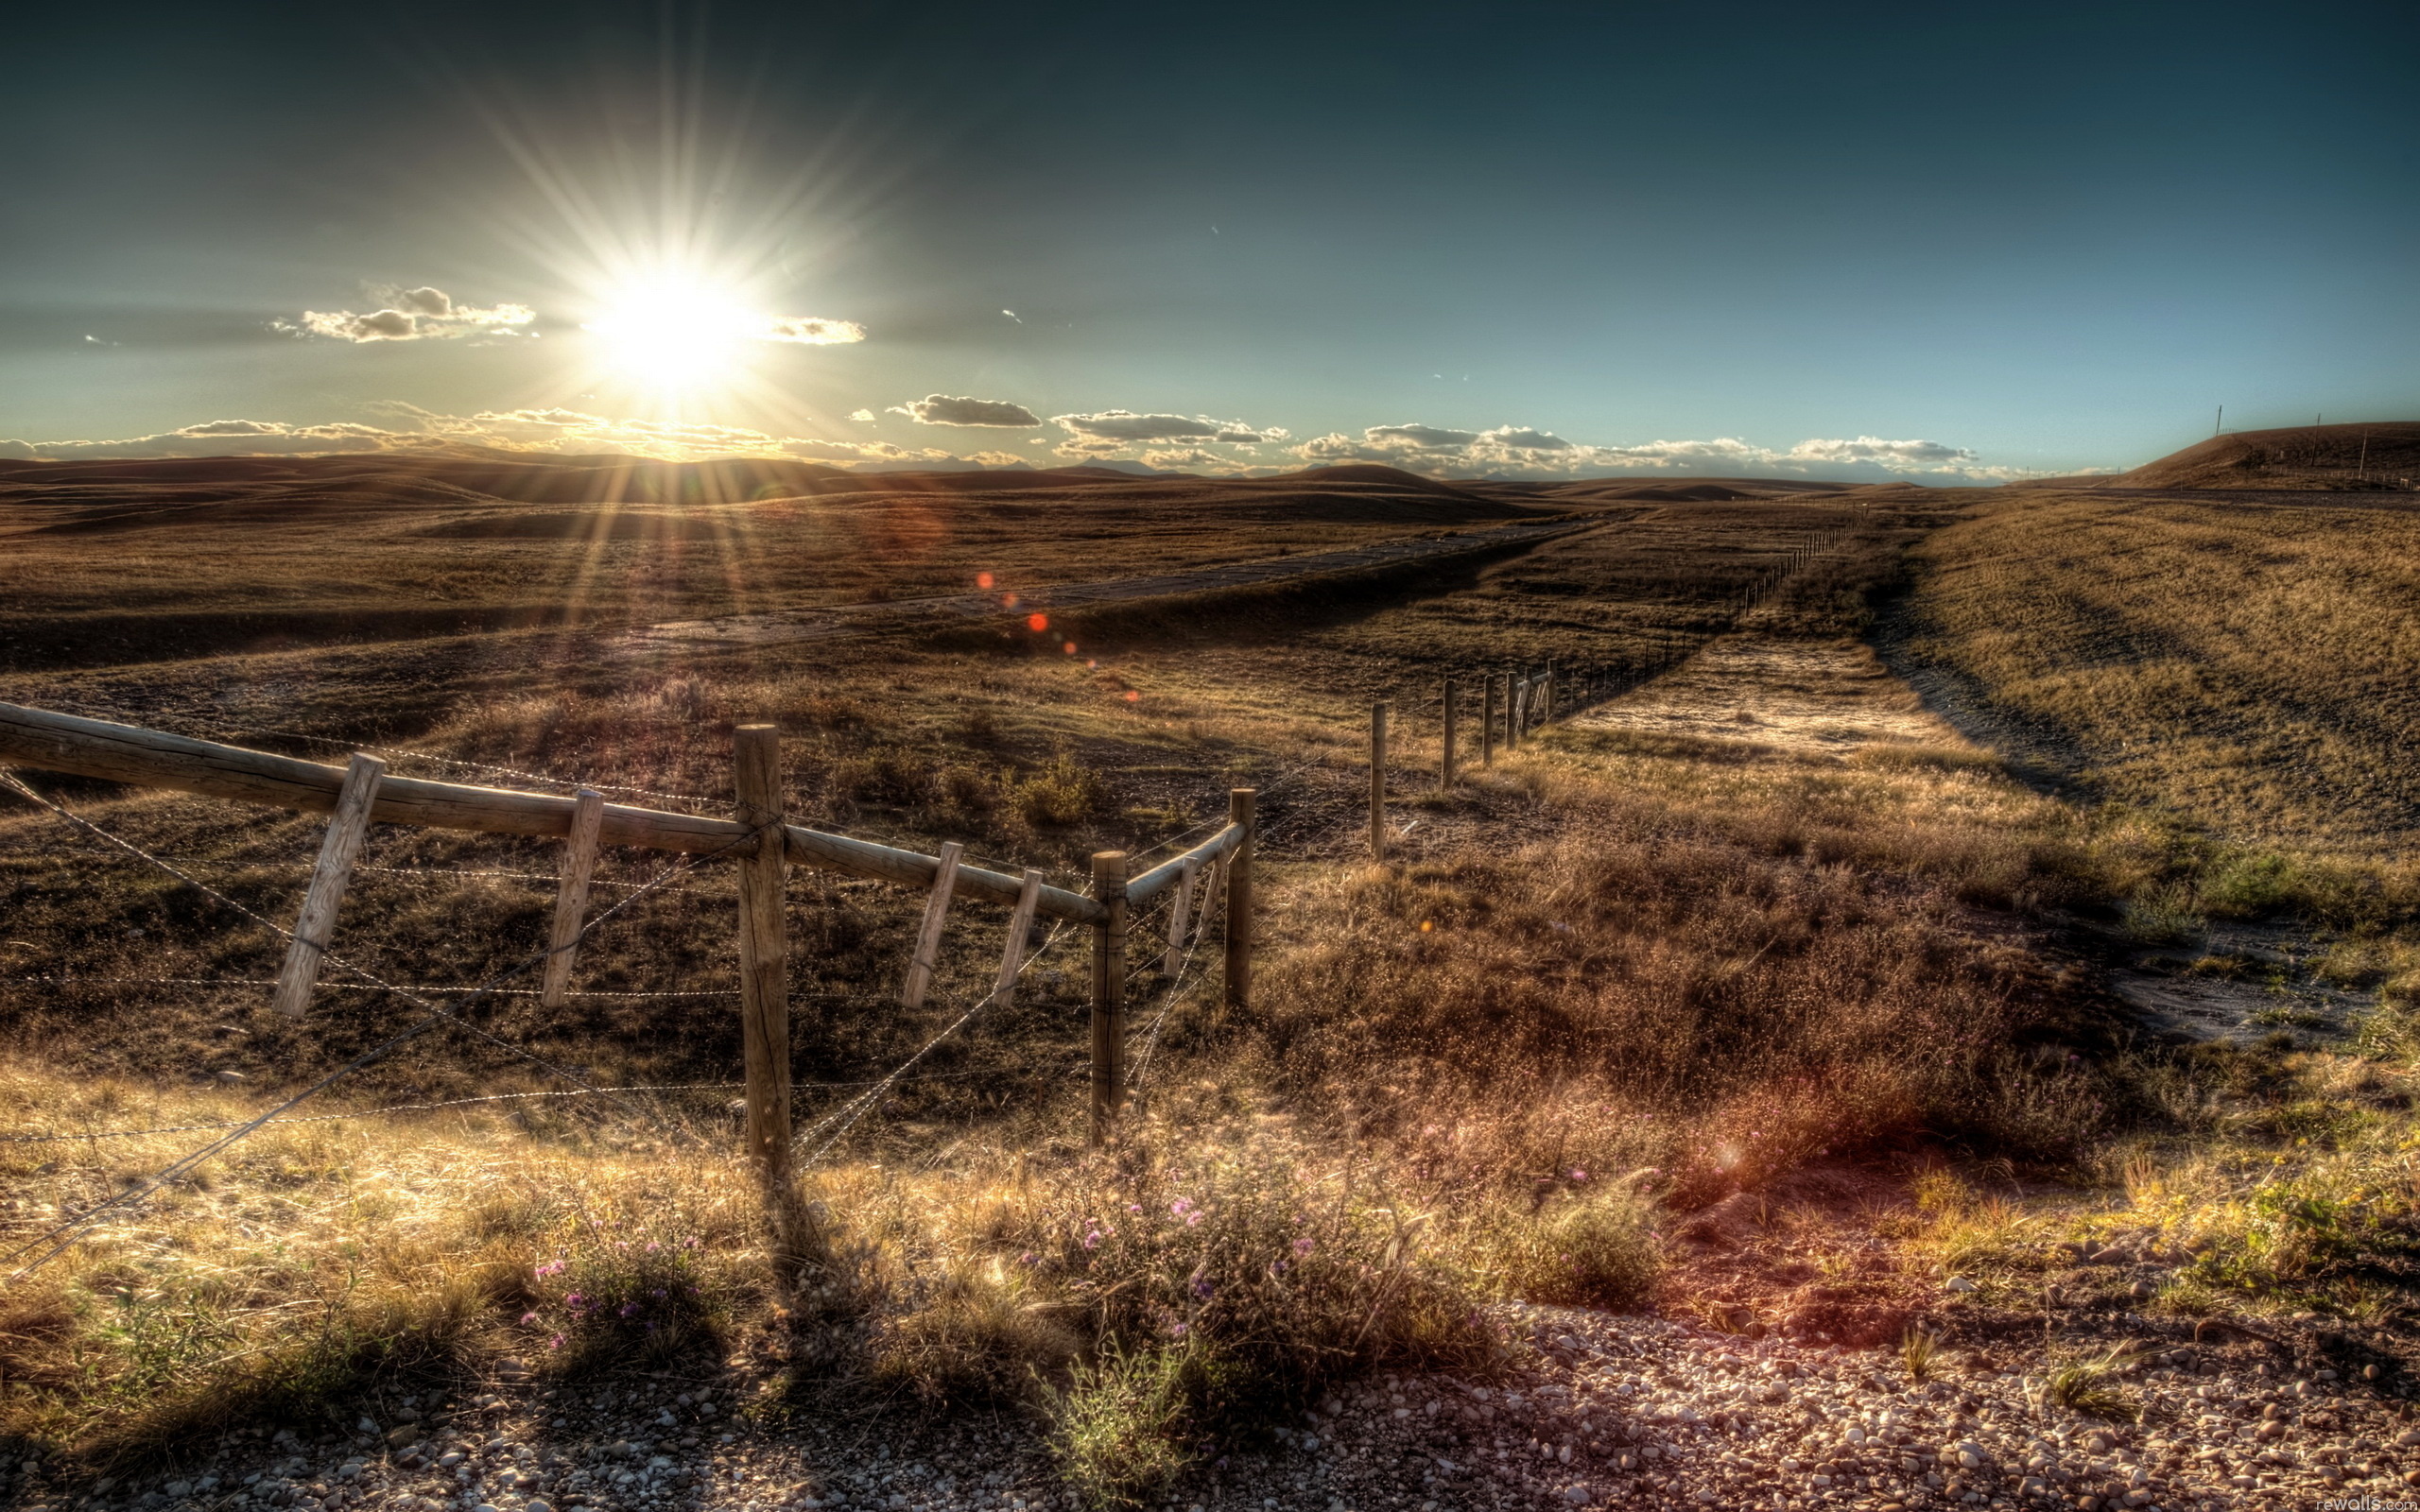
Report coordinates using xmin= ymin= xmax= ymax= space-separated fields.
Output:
xmin=35 ymin=1305 xmax=2417 ymax=1512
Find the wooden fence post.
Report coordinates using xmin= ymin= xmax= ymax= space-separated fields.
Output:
xmin=1089 ymin=850 xmax=1129 ymax=1145
xmin=1224 ymin=789 xmax=1254 ymax=1012
xmin=1509 ymin=678 xmax=1525 ymax=749
xmin=1162 ymin=858 xmax=1197 ymax=977
xmin=1481 ymin=675 xmax=1496 ymax=766
xmin=1369 ymin=700 xmax=1390 ymax=862
xmin=1542 ymin=661 xmax=1554 ymax=725
xmin=1441 ymin=678 xmax=1457 ymax=788
xmin=540 ymin=787 xmax=606 ymax=1011
xmin=900 ymin=840 xmax=965 ymax=1009
xmin=735 ymin=723 xmax=792 ymax=1181
xmin=271 ymin=751 xmax=386 ymax=1019
xmin=992 ymin=867 xmax=1045 ymax=1009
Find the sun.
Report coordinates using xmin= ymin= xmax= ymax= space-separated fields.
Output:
xmin=582 ymin=274 xmax=762 ymax=393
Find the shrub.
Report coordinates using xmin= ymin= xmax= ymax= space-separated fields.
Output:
xmin=1491 ymin=1177 xmax=1661 ymax=1309
xmin=829 ymin=748 xmax=933 ymax=807
xmin=1044 ymin=1343 xmax=1201 ymax=1508
xmin=1008 ymin=1118 xmax=1496 ymax=1503
xmin=523 ymin=1220 xmax=733 ymax=1376
xmin=869 ymin=1257 xmax=1080 ymax=1408
xmin=1012 ymin=753 xmax=1109 ymax=828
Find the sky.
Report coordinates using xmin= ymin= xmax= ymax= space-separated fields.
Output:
xmin=2 ymin=0 xmax=2413 ymax=482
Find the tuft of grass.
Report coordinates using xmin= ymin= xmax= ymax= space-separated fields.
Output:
xmin=1899 ymin=1325 xmax=1943 ymax=1383
xmin=2035 ymin=1344 xmax=2145 ymax=1421
xmin=1491 ymin=1175 xmax=1662 ymax=1310
xmin=1044 ymin=1342 xmax=1201 ymax=1509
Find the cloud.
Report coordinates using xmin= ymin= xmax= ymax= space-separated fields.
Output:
xmin=967 ymin=450 xmax=1028 ymax=468
xmin=760 ymin=315 xmax=865 ymax=345
xmin=276 ymin=285 xmax=537 ymax=343
xmin=1477 ymin=426 xmax=1574 ymax=454
xmin=2 ymin=407 xmax=954 ymax=469
xmin=848 ymin=409 xmax=876 ymax=423
xmin=1785 ymin=435 xmax=1976 ymax=468
xmin=1053 ymin=410 xmax=1287 ymax=445
xmin=1365 ymin=423 xmax=1479 ymax=450
xmin=1051 ymin=436 xmax=1130 ymax=460
xmin=1288 ymin=422 xmax=2026 ymax=482
xmin=1140 ymin=447 xmax=1240 ymax=472
xmin=890 ymin=394 xmax=1045 ymax=427
xmin=0 ymin=419 xmax=408 ymax=460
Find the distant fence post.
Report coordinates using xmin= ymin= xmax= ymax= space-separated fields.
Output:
xmin=1509 ymin=677 xmax=1526 ymax=749
xmin=1225 ymin=789 xmax=1254 ymax=1012
xmin=271 ymin=751 xmax=386 ymax=1019
xmin=1442 ymin=678 xmax=1458 ymax=787
xmin=1369 ymin=700 xmax=1390 ymax=862
xmin=1482 ymin=674 xmax=1496 ymax=766
xmin=735 ymin=723 xmax=792 ymax=1181
xmin=1542 ymin=661 xmax=1554 ymax=724
xmin=1089 ymin=850 xmax=1129 ymax=1145
xmin=540 ymin=787 xmax=606 ymax=1011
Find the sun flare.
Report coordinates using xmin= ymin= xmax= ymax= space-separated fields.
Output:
xmin=582 ymin=275 xmax=761 ymax=390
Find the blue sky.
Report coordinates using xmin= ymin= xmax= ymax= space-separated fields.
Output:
xmin=2 ymin=0 xmax=2412 ymax=480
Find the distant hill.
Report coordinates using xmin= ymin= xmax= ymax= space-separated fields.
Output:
xmin=2106 ymin=421 xmax=2420 ymax=491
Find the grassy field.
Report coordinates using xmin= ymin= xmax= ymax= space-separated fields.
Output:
xmin=2 ymin=459 xmax=2415 ymax=1504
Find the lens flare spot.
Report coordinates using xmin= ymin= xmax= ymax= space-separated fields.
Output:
xmin=1003 ymin=593 xmax=1019 ymax=609
xmin=1027 ymin=612 xmax=1048 ymax=632
xmin=976 ymin=572 xmax=994 ymax=590
xmin=1123 ymin=690 xmax=1141 ymax=703
xmin=1063 ymin=641 xmax=1078 ymax=655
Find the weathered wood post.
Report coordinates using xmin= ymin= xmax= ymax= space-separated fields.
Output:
xmin=735 ymin=723 xmax=792 ymax=1180
xmin=1224 ymin=789 xmax=1254 ymax=1012
xmin=1542 ymin=661 xmax=1554 ymax=725
xmin=540 ymin=787 xmax=606 ymax=1011
xmin=1089 ymin=850 xmax=1130 ymax=1145
xmin=1508 ymin=678 xmax=1525 ymax=750
xmin=271 ymin=751 xmax=386 ymax=1019
xmin=900 ymin=840 xmax=965 ymax=1009
xmin=1482 ymin=674 xmax=1497 ymax=766
xmin=1369 ymin=700 xmax=1390 ymax=862
xmin=1441 ymin=678 xmax=1458 ymax=787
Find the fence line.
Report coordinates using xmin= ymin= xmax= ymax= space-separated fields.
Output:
xmin=0 ymin=533 xmax=1861 ymax=1261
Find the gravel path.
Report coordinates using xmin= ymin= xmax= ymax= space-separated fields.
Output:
xmin=28 ymin=1303 xmax=2414 ymax=1512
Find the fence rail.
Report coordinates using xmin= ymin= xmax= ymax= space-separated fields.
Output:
xmin=0 ymin=701 xmax=1107 ymax=925
xmin=0 ymin=699 xmax=1256 ymax=1162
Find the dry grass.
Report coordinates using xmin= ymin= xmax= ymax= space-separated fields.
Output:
xmin=11 ymin=463 xmax=2415 ymax=1496
xmin=1899 ymin=490 xmax=2420 ymax=871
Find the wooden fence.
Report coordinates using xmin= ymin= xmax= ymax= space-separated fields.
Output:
xmin=0 ymin=700 xmax=1252 ymax=1156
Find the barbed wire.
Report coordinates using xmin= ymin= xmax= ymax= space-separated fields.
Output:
xmin=2 ymin=974 xmax=742 ymax=1000
xmin=0 ymin=766 xmax=769 ymax=1280
xmin=791 ymin=919 xmax=1080 ymax=1170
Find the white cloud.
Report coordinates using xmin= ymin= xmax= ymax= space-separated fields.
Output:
xmin=1288 ymin=422 xmax=2029 ymax=482
xmin=0 ymin=419 xmax=406 ymax=460
xmin=1 ymin=407 xmax=955 ymax=469
xmin=890 ymin=394 xmax=1045 ymax=427
xmin=276 ymin=285 xmax=537 ymax=343
xmin=760 ymin=315 xmax=865 ymax=345
xmin=1053 ymin=409 xmax=1287 ymax=445
xmin=1140 ymin=447 xmax=1241 ymax=472
xmin=967 ymin=450 xmax=1028 ymax=468
xmin=1784 ymin=435 xmax=1975 ymax=468
xmin=848 ymin=408 xmax=876 ymax=422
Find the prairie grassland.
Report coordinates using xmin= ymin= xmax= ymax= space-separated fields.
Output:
xmin=6 ymin=484 xmax=2417 ymax=1501
xmin=1898 ymin=490 xmax=2420 ymax=867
